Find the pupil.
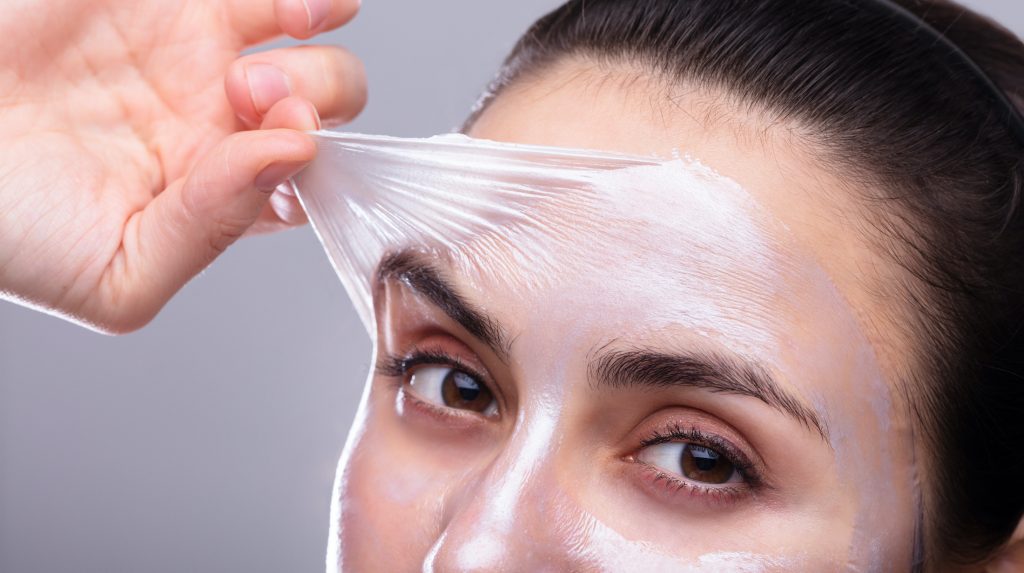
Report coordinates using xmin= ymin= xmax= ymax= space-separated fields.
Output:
xmin=452 ymin=372 xmax=481 ymax=401
xmin=689 ymin=446 xmax=719 ymax=471
xmin=680 ymin=444 xmax=734 ymax=484
xmin=440 ymin=369 xmax=493 ymax=413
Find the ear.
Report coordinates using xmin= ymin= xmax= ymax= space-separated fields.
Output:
xmin=987 ymin=519 xmax=1024 ymax=573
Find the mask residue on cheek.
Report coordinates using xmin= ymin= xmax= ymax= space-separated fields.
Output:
xmin=577 ymin=516 xmax=796 ymax=572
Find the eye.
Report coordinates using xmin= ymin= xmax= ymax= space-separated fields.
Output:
xmin=637 ymin=442 xmax=740 ymax=485
xmin=407 ymin=365 xmax=498 ymax=416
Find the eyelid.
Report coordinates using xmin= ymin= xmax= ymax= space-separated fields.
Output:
xmin=377 ymin=349 xmax=472 ymax=377
xmin=627 ymin=411 xmax=774 ymax=493
xmin=638 ymin=426 xmax=761 ymax=489
xmin=376 ymin=267 xmax=511 ymax=364
xmin=376 ymin=343 xmax=508 ymax=418
xmin=642 ymin=427 xmax=752 ymax=470
xmin=630 ymin=460 xmax=752 ymax=507
xmin=377 ymin=347 xmax=491 ymax=387
xmin=623 ymin=424 xmax=770 ymax=510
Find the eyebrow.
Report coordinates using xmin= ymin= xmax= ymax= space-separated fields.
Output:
xmin=376 ymin=250 xmax=512 ymax=360
xmin=376 ymin=250 xmax=829 ymax=444
xmin=589 ymin=346 xmax=831 ymax=443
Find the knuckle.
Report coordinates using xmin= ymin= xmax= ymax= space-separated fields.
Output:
xmin=326 ymin=48 xmax=367 ymax=122
xmin=209 ymin=218 xmax=248 ymax=255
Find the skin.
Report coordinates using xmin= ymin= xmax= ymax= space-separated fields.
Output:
xmin=328 ymin=60 xmax=926 ymax=571
xmin=4 ymin=2 xmax=1021 ymax=568
xmin=0 ymin=0 xmax=366 ymax=332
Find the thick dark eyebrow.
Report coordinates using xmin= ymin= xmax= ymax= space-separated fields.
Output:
xmin=376 ymin=252 xmax=828 ymax=443
xmin=375 ymin=250 xmax=511 ymax=361
xmin=589 ymin=346 xmax=831 ymax=444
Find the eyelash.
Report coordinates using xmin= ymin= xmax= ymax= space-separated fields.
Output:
xmin=633 ymin=424 xmax=764 ymax=504
xmin=376 ymin=347 xmax=497 ymax=416
xmin=377 ymin=348 xmax=488 ymax=382
xmin=379 ymin=347 xmax=765 ymax=506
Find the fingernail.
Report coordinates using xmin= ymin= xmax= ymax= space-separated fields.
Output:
xmin=246 ymin=63 xmax=292 ymax=115
xmin=302 ymin=0 xmax=330 ymax=32
xmin=255 ymin=161 xmax=307 ymax=192
xmin=306 ymin=101 xmax=322 ymax=131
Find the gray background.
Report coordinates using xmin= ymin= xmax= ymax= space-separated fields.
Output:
xmin=0 ymin=1 xmax=1020 ymax=572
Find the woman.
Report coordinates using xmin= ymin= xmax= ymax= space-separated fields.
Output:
xmin=324 ymin=1 xmax=1024 ymax=571
xmin=1 ymin=0 xmax=1021 ymax=571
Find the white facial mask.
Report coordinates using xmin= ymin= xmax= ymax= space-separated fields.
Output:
xmin=292 ymin=131 xmax=918 ymax=572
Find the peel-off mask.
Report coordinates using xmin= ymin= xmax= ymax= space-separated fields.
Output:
xmin=293 ymin=131 xmax=919 ymax=572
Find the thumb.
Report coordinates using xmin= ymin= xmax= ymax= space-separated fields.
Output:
xmin=104 ymin=129 xmax=315 ymax=332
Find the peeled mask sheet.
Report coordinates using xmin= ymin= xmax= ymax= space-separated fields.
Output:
xmin=291 ymin=131 xmax=791 ymax=358
xmin=291 ymin=131 xmax=662 ymax=334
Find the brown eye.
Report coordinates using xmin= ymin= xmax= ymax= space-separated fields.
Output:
xmin=637 ymin=442 xmax=739 ymax=485
xmin=440 ymin=370 xmax=493 ymax=412
xmin=407 ymin=366 xmax=497 ymax=415
xmin=680 ymin=444 xmax=735 ymax=484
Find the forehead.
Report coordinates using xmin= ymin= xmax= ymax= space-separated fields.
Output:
xmin=440 ymin=153 xmax=828 ymax=370
xmin=459 ymin=73 xmax=840 ymax=365
xmin=466 ymin=60 xmax=912 ymax=376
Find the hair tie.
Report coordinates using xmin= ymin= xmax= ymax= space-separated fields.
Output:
xmin=873 ymin=0 xmax=1024 ymax=147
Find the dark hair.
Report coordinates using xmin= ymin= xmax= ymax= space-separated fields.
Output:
xmin=470 ymin=0 xmax=1024 ymax=568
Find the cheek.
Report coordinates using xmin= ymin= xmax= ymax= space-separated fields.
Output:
xmin=334 ymin=386 xmax=461 ymax=571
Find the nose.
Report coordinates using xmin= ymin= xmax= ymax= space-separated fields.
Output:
xmin=422 ymin=412 xmax=593 ymax=573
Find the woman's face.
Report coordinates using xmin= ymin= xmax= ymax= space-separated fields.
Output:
xmin=329 ymin=62 xmax=920 ymax=572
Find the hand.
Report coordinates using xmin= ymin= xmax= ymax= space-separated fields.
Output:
xmin=0 ymin=0 xmax=366 ymax=332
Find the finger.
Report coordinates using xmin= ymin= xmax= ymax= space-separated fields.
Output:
xmin=225 ymin=45 xmax=367 ymax=128
xmin=107 ymin=129 xmax=315 ymax=331
xmin=248 ymin=96 xmax=320 ymax=232
xmin=248 ymin=186 xmax=309 ymax=236
xmin=225 ymin=0 xmax=361 ymax=46
xmin=261 ymin=94 xmax=322 ymax=131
